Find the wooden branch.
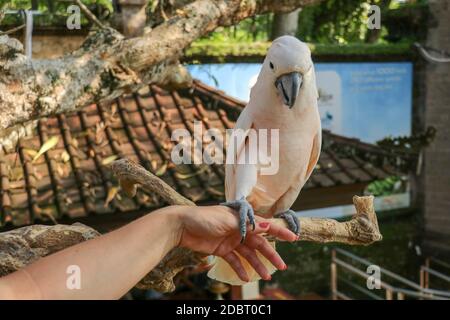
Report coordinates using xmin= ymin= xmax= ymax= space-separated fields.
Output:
xmin=0 ymin=0 xmax=321 ymax=149
xmin=0 ymin=223 xmax=100 ymax=276
xmin=73 ymin=0 xmax=106 ymax=29
xmin=272 ymin=195 xmax=382 ymax=245
xmin=74 ymin=0 xmax=105 ymax=29
xmin=112 ymin=158 xmax=382 ymax=247
xmin=111 ymin=158 xmax=382 ymax=289
xmin=112 ymin=157 xmax=195 ymax=206
xmin=0 ymin=24 xmax=26 ymax=36
xmin=0 ymin=157 xmax=381 ymax=293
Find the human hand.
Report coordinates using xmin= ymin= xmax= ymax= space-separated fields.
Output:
xmin=171 ymin=205 xmax=297 ymax=281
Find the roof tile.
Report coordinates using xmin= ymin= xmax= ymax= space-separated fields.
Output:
xmin=0 ymin=80 xmax=399 ymax=228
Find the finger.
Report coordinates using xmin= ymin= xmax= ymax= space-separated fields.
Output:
xmin=236 ymin=245 xmax=271 ymax=280
xmin=248 ymin=220 xmax=271 ymax=235
xmin=266 ymin=221 xmax=298 ymax=242
xmin=222 ymin=251 xmax=249 ymax=282
xmin=245 ymin=234 xmax=287 ymax=270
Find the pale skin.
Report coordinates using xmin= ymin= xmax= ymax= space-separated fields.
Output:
xmin=0 ymin=205 xmax=297 ymax=300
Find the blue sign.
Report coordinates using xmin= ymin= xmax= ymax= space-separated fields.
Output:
xmin=188 ymin=62 xmax=413 ymax=143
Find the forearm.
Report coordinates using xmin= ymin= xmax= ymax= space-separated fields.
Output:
xmin=0 ymin=206 xmax=184 ymax=300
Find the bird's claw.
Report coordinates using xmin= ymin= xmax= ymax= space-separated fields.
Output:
xmin=276 ymin=209 xmax=300 ymax=236
xmin=221 ymin=197 xmax=255 ymax=242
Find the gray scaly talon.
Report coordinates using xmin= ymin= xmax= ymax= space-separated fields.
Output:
xmin=276 ymin=209 xmax=300 ymax=235
xmin=221 ymin=197 xmax=255 ymax=242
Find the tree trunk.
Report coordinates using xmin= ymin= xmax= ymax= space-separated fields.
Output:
xmin=365 ymin=0 xmax=391 ymax=43
xmin=117 ymin=0 xmax=148 ymax=37
xmin=271 ymin=9 xmax=301 ymax=40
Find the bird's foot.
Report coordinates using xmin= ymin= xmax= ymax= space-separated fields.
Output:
xmin=221 ymin=197 xmax=255 ymax=243
xmin=275 ymin=209 xmax=300 ymax=236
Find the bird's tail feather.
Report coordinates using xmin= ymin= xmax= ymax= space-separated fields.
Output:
xmin=207 ymin=242 xmax=277 ymax=285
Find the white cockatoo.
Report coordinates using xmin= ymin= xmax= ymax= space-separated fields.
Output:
xmin=208 ymin=36 xmax=322 ymax=285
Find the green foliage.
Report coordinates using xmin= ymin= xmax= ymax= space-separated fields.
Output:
xmin=366 ymin=176 xmax=405 ymax=197
xmin=199 ymin=14 xmax=272 ymax=43
xmin=0 ymin=0 xmax=30 ymax=10
xmin=1 ymin=0 xmax=113 ymax=11
xmin=309 ymin=42 xmax=411 ymax=55
xmin=382 ymin=1 xmax=429 ymax=43
xmin=298 ymin=0 xmax=370 ymax=44
xmin=376 ymin=127 xmax=436 ymax=155
xmin=185 ymin=41 xmax=412 ymax=62
xmin=1 ymin=0 xmax=111 ymax=11
xmin=0 ymin=0 xmax=113 ymax=26
xmin=297 ymin=0 xmax=428 ymax=44
xmin=186 ymin=41 xmax=271 ymax=62
xmin=187 ymin=0 xmax=423 ymax=60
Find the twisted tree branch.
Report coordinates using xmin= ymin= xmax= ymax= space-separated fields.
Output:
xmin=72 ymin=0 xmax=106 ymax=29
xmin=0 ymin=0 xmax=322 ymax=149
xmin=111 ymin=158 xmax=382 ymax=290
xmin=0 ymin=158 xmax=381 ymax=292
xmin=112 ymin=158 xmax=382 ymax=247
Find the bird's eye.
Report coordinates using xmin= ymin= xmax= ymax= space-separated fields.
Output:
xmin=269 ymin=62 xmax=274 ymax=70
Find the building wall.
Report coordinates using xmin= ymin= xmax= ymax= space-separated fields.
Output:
xmin=32 ymin=34 xmax=86 ymax=59
xmin=422 ymin=0 xmax=450 ymax=257
xmin=9 ymin=29 xmax=88 ymax=59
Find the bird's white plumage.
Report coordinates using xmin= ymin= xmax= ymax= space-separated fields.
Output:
xmin=208 ymin=36 xmax=322 ymax=285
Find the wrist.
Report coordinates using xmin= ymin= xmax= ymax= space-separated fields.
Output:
xmin=154 ymin=206 xmax=187 ymax=249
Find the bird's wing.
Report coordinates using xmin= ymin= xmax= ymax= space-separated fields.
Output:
xmin=270 ymin=128 xmax=322 ymax=215
xmin=225 ymin=107 xmax=256 ymax=201
xmin=304 ymin=129 xmax=322 ymax=183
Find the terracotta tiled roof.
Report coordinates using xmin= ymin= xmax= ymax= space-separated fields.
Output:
xmin=0 ymin=80 xmax=399 ymax=228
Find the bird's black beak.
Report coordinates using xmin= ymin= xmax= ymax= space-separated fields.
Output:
xmin=275 ymin=72 xmax=302 ymax=109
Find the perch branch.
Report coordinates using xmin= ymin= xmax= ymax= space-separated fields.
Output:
xmin=0 ymin=157 xmax=382 ymax=293
xmin=112 ymin=158 xmax=382 ymax=246
xmin=111 ymin=158 xmax=382 ymax=289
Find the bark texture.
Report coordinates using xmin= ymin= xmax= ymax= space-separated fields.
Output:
xmin=0 ymin=158 xmax=382 ymax=293
xmin=0 ymin=223 xmax=100 ymax=277
xmin=0 ymin=0 xmax=321 ymax=150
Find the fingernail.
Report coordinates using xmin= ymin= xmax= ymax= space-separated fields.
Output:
xmin=259 ymin=222 xmax=270 ymax=228
xmin=282 ymin=264 xmax=288 ymax=270
xmin=266 ymin=275 xmax=272 ymax=281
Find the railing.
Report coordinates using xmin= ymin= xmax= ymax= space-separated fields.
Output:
xmin=420 ymin=257 xmax=450 ymax=294
xmin=331 ymin=248 xmax=450 ymax=300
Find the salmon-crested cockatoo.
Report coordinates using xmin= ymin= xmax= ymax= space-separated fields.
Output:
xmin=208 ymin=36 xmax=322 ymax=285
